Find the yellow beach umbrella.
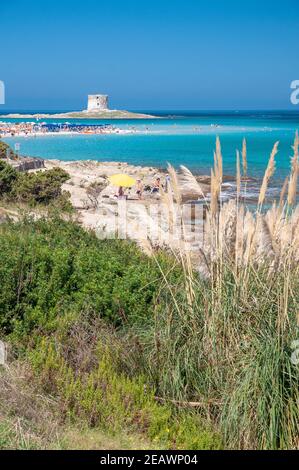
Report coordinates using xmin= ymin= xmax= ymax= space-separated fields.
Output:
xmin=109 ymin=174 xmax=136 ymax=187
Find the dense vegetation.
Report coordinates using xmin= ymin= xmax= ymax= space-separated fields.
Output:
xmin=0 ymin=217 xmax=220 ymax=450
xmin=0 ymin=160 xmax=70 ymax=208
xmin=0 ymin=134 xmax=298 ymax=449
xmin=0 ymin=217 xmax=177 ymax=334
xmin=0 ymin=216 xmax=298 ymax=449
xmin=0 ymin=160 xmax=18 ymax=194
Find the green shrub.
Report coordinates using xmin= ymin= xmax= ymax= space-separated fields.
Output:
xmin=0 ymin=217 xmax=179 ymax=335
xmin=28 ymin=333 xmax=221 ymax=450
xmin=0 ymin=160 xmax=18 ymax=195
xmin=11 ymin=168 xmax=70 ymax=205
xmin=0 ymin=140 xmax=16 ymax=160
xmin=0 ymin=162 xmax=71 ymax=209
xmin=2 ymin=216 xmax=296 ymax=449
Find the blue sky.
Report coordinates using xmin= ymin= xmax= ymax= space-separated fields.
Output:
xmin=0 ymin=0 xmax=298 ymax=110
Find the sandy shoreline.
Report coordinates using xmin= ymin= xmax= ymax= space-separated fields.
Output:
xmin=1 ymin=129 xmax=137 ymax=138
xmin=0 ymin=109 xmax=158 ymax=120
xmin=0 ymin=121 xmax=140 ymax=138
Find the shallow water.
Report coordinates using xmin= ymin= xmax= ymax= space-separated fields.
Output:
xmin=1 ymin=110 xmax=298 ymax=201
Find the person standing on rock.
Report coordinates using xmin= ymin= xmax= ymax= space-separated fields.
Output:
xmin=118 ymin=186 xmax=126 ymax=199
xmin=136 ymin=179 xmax=143 ymax=200
xmin=165 ymin=174 xmax=171 ymax=193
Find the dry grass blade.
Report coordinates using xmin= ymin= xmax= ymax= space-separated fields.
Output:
xmin=179 ymin=165 xmax=208 ymax=201
xmin=167 ymin=164 xmax=181 ymax=205
xmin=242 ymin=138 xmax=247 ymax=177
xmin=287 ymin=131 xmax=299 ymax=207
xmin=258 ymin=141 xmax=279 ymax=207
xmin=279 ymin=176 xmax=289 ymax=209
xmin=209 ymin=137 xmax=223 ymax=218
xmin=236 ymin=150 xmax=241 ymax=202
xmin=210 ymin=168 xmax=219 ymax=217
xmin=215 ymin=137 xmax=223 ymax=185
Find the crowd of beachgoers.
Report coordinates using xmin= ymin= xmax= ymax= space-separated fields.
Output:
xmin=0 ymin=122 xmax=136 ymax=137
xmin=114 ymin=175 xmax=171 ymax=200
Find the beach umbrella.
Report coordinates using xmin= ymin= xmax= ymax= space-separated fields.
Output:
xmin=109 ymin=174 xmax=136 ymax=187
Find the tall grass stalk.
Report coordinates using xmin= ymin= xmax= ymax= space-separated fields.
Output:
xmin=131 ymin=134 xmax=299 ymax=449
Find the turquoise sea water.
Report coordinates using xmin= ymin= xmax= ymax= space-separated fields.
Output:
xmin=1 ymin=112 xmax=298 ymax=191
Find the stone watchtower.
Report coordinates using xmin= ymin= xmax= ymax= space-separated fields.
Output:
xmin=87 ymin=94 xmax=109 ymax=112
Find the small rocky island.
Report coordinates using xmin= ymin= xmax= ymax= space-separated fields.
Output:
xmin=0 ymin=94 xmax=157 ymax=119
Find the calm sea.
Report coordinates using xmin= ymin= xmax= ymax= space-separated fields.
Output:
xmin=1 ymin=110 xmax=299 ymax=200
